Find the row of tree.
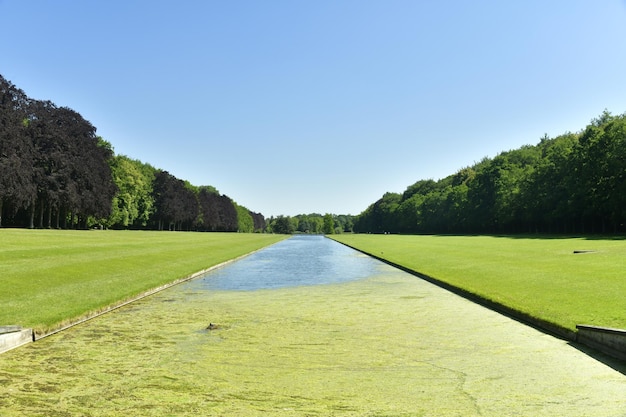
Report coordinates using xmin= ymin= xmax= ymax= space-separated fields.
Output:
xmin=355 ymin=110 xmax=626 ymax=235
xmin=0 ymin=74 xmax=265 ymax=231
xmin=266 ymin=213 xmax=355 ymax=235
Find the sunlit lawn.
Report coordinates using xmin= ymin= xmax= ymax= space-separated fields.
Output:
xmin=331 ymin=234 xmax=626 ymax=331
xmin=0 ymin=229 xmax=284 ymax=335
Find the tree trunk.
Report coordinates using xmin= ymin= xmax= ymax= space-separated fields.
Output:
xmin=0 ymin=198 xmax=3 ymax=227
xmin=29 ymin=204 xmax=35 ymax=229
xmin=47 ymin=205 xmax=52 ymax=229
xmin=38 ymin=198 xmax=44 ymax=229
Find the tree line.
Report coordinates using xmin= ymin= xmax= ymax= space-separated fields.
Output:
xmin=0 ymin=74 xmax=265 ymax=231
xmin=355 ymin=110 xmax=626 ymax=235
xmin=266 ymin=213 xmax=355 ymax=235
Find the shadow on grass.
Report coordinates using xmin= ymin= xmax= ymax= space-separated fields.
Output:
xmin=427 ymin=233 xmax=626 ymax=241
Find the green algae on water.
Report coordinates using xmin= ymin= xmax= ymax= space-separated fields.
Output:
xmin=1 ymin=272 xmax=626 ymax=416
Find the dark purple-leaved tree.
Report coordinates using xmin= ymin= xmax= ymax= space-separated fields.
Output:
xmin=0 ymin=75 xmax=36 ymax=227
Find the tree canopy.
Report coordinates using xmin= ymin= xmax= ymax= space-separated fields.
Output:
xmin=5 ymin=74 xmax=624 ymax=235
xmin=0 ymin=74 xmax=265 ymax=231
xmin=354 ymin=111 xmax=626 ymax=235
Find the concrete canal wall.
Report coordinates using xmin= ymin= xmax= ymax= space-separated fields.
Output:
xmin=576 ymin=325 xmax=626 ymax=361
xmin=0 ymin=326 xmax=33 ymax=354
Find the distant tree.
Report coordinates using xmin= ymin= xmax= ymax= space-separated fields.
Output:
xmin=249 ymin=211 xmax=266 ymax=232
xmin=152 ymin=171 xmax=197 ymax=230
xmin=107 ymin=155 xmax=156 ymax=228
xmin=196 ymin=187 xmax=237 ymax=231
xmin=309 ymin=216 xmax=323 ymax=233
xmin=334 ymin=215 xmax=354 ymax=233
xmin=235 ymin=203 xmax=254 ymax=233
xmin=354 ymin=192 xmax=401 ymax=233
xmin=323 ymin=213 xmax=334 ymax=234
xmin=272 ymin=215 xmax=294 ymax=234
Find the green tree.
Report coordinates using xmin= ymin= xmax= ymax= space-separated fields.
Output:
xmin=323 ymin=213 xmax=334 ymax=234
xmin=235 ymin=203 xmax=254 ymax=233
xmin=272 ymin=215 xmax=294 ymax=234
xmin=107 ymin=155 xmax=156 ymax=228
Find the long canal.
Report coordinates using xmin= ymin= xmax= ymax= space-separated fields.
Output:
xmin=1 ymin=235 xmax=625 ymax=416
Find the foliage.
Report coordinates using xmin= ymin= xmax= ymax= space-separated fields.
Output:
xmin=0 ymin=74 xmax=266 ymax=231
xmin=0 ymin=76 xmax=36 ymax=226
xmin=355 ymin=111 xmax=626 ymax=234
xmin=267 ymin=213 xmax=355 ymax=234
xmin=153 ymin=170 xmax=198 ymax=231
xmin=269 ymin=215 xmax=295 ymax=234
xmin=235 ymin=203 xmax=254 ymax=233
xmin=323 ymin=213 xmax=335 ymax=234
xmin=0 ymin=77 xmax=118 ymax=229
xmin=107 ymin=155 xmax=156 ymax=228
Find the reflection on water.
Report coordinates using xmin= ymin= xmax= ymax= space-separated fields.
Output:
xmin=188 ymin=235 xmax=384 ymax=291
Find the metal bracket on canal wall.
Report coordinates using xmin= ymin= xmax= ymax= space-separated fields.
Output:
xmin=0 ymin=326 xmax=34 ymax=354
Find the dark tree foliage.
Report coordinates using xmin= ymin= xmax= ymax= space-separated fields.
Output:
xmin=196 ymin=187 xmax=237 ymax=232
xmin=26 ymin=101 xmax=116 ymax=228
xmin=355 ymin=111 xmax=626 ymax=235
xmin=152 ymin=170 xmax=198 ymax=230
xmin=249 ymin=211 xmax=266 ymax=232
xmin=0 ymin=76 xmax=36 ymax=226
xmin=0 ymin=74 xmax=273 ymax=231
xmin=0 ymin=76 xmax=116 ymax=229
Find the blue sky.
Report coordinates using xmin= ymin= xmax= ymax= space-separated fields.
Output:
xmin=2 ymin=1 xmax=626 ymax=217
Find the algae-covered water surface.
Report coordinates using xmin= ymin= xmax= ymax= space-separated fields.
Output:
xmin=1 ymin=236 xmax=626 ymax=416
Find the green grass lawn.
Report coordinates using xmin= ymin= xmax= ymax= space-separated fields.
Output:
xmin=331 ymin=234 xmax=626 ymax=331
xmin=0 ymin=229 xmax=285 ymax=334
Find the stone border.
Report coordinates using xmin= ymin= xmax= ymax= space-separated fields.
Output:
xmin=34 ymin=254 xmax=251 ymax=341
xmin=576 ymin=325 xmax=626 ymax=361
xmin=0 ymin=327 xmax=34 ymax=354
xmin=1 ymin=239 xmax=286 ymax=355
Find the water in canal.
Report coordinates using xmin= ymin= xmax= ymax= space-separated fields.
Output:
xmin=188 ymin=234 xmax=384 ymax=291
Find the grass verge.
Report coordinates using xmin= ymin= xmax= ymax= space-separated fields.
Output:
xmin=0 ymin=229 xmax=285 ymax=335
xmin=330 ymin=234 xmax=626 ymax=332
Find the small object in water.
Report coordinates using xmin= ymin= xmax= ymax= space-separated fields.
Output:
xmin=206 ymin=323 xmax=219 ymax=330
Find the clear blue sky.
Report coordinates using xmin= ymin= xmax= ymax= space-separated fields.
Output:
xmin=2 ymin=1 xmax=626 ymax=217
